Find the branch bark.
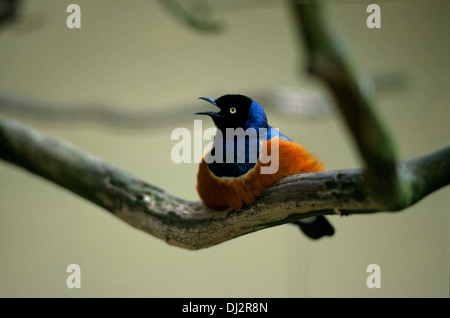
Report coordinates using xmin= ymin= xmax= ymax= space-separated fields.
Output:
xmin=0 ymin=115 xmax=449 ymax=249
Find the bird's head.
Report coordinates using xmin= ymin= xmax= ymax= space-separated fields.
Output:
xmin=196 ymin=94 xmax=268 ymax=130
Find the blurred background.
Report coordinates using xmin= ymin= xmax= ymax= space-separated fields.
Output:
xmin=0 ymin=0 xmax=448 ymax=297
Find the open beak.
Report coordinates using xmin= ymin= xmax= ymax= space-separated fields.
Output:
xmin=195 ymin=97 xmax=222 ymax=118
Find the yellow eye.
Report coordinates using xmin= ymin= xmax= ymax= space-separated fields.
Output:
xmin=229 ymin=107 xmax=237 ymax=114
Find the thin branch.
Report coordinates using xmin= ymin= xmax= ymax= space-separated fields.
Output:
xmin=291 ymin=0 xmax=409 ymax=209
xmin=0 ymin=87 xmax=332 ymax=129
xmin=0 ymin=77 xmax=407 ymax=128
xmin=157 ymin=0 xmax=222 ymax=32
xmin=1 ymin=115 xmax=449 ymax=249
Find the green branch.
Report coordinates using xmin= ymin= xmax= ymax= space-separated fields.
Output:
xmin=157 ymin=0 xmax=221 ymax=32
xmin=291 ymin=0 xmax=413 ymax=209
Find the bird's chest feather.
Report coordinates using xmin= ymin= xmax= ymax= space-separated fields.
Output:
xmin=205 ymin=126 xmax=284 ymax=177
xmin=206 ymin=135 xmax=260 ymax=177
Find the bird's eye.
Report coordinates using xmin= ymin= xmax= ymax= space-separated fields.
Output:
xmin=229 ymin=107 xmax=237 ymax=114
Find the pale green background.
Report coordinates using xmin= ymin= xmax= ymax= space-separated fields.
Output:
xmin=0 ymin=0 xmax=448 ymax=297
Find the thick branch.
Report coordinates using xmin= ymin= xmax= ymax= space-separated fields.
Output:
xmin=1 ymin=115 xmax=448 ymax=249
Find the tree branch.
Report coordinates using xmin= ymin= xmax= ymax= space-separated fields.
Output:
xmin=291 ymin=0 xmax=414 ymax=209
xmin=0 ymin=87 xmax=332 ymax=129
xmin=157 ymin=0 xmax=222 ymax=32
xmin=1 ymin=115 xmax=449 ymax=249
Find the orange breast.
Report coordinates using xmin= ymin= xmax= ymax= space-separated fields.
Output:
xmin=196 ymin=137 xmax=324 ymax=210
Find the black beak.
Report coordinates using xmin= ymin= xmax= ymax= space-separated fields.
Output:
xmin=198 ymin=97 xmax=217 ymax=105
xmin=195 ymin=97 xmax=222 ymax=118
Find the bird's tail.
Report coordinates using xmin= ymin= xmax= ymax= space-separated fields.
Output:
xmin=293 ymin=216 xmax=334 ymax=240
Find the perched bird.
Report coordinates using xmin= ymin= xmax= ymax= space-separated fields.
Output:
xmin=195 ymin=94 xmax=334 ymax=239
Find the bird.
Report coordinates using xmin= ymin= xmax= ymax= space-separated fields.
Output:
xmin=195 ymin=94 xmax=334 ymax=239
